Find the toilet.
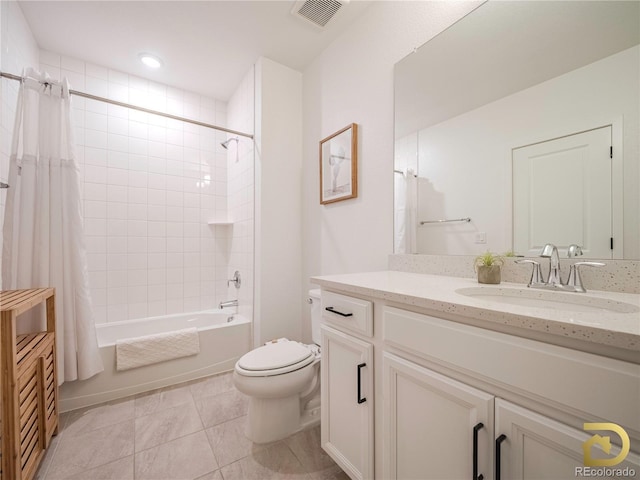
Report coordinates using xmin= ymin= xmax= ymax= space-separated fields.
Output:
xmin=233 ymin=289 xmax=322 ymax=443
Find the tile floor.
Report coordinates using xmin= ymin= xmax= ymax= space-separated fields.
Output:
xmin=36 ymin=372 xmax=348 ymax=480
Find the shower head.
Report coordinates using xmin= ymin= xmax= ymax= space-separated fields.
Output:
xmin=221 ymin=137 xmax=239 ymax=150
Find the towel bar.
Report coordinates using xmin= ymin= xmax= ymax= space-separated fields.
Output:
xmin=420 ymin=217 xmax=471 ymax=225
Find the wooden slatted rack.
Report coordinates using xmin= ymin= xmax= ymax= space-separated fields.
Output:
xmin=1 ymin=288 xmax=58 ymax=480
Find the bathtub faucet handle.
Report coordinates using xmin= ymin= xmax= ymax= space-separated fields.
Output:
xmin=228 ymin=271 xmax=241 ymax=289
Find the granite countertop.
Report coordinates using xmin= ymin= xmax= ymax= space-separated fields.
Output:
xmin=311 ymin=271 xmax=640 ymax=352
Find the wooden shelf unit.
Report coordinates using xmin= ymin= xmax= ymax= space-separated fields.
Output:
xmin=1 ymin=288 xmax=59 ymax=480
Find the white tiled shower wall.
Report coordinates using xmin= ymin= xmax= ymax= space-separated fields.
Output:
xmin=1 ymin=3 xmax=257 ymax=325
xmin=0 ymin=2 xmax=40 ymax=290
xmin=35 ymin=50 xmax=234 ymax=323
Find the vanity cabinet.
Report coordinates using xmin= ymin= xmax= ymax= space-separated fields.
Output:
xmin=383 ymin=305 xmax=640 ymax=479
xmin=384 ymin=351 xmax=639 ymax=480
xmin=320 ymin=291 xmax=374 ymax=480
xmin=316 ymin=276 xmax=640 ymax=480
xmin=383 ymin=353 xmax=494 ymax=480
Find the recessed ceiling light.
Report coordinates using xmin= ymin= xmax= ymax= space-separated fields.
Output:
xmin=139 ymin=53 xmax=163 ymax=69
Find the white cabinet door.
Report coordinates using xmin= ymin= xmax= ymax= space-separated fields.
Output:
xmin=383 ymin=353 xmax=494 ymax=480
xmin=321 ymin=325 xmax=374 ymax=480
xmin=495 ymin=398 xmax=640 ymax=480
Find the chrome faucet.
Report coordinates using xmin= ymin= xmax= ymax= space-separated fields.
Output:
xmin=516 ymin=243 xmax=604 ymax=293
xmin=540 ymin=243 xmax=562 ymax=286
xmin=219 ymin=299 xmax=238 ymax=309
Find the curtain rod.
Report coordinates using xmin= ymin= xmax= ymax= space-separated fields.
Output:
xmin=0 ymin=71 xmax=254 ymax=139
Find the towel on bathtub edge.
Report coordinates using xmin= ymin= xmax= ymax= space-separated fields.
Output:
xmin=116 ymin=327 xmax=200 ymax=371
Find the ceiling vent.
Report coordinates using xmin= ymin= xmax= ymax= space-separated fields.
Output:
xmin=291 ymin=0 xmax=349 ymax=29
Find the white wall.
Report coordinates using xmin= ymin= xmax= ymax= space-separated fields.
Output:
xmin=410 ymin=45 xmax=639 ymax=258
xmin=300 ymin=1 xmax=480 ymax=341
xmin=0 ymin=1 xmax=39 ymax=289
xmin=254 ymin=57 xmax=303 ymax=346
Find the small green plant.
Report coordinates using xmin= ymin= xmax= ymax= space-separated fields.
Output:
xmin=503 ymin=250 xmax=516 ymax=258
xmin=474 ymin=251 xmax=504 ymax=271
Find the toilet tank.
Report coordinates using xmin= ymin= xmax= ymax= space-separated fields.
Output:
xmin=309 ymin=289 xmax=322 ymax=345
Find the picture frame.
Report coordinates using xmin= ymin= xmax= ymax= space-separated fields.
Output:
xmin=319 ymin=123 xmax=358 ymax=205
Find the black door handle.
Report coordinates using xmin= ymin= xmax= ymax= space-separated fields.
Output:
xmin=473 ymin=422 xmax=484 ymax=480
xmin=357 ymin=363 xmax=367 ymax=404
xmin=495 ymin=434 xmax=507 ymax=480
xmin=325 ymin=306 xmax=353 ymax=317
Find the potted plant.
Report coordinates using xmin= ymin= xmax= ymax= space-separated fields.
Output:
xmin=474 ymin=251 xmax=504 ymax=284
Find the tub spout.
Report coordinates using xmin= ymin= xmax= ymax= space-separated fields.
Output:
xmin=219 ymin=299 xmax=238 ymax=309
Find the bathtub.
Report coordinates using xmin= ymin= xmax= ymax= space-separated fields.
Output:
xmin=60 ymin=310 xmax=251 ymax=412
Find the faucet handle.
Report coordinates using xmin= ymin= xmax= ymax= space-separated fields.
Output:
xmin=566 ymin=262 xmax=605 ymax=292
xmin=515 ymin=259 xmax=543 ymax=285
xmin=567 ymin=244 xmax=583 ymax=258
xmin=573 ymin=261 xmax=605 ymax=268
xmin=227 ymin=270 xmax=241 ymax=289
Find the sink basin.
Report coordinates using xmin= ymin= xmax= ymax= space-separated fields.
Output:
xmin=455 ymin=287 xmax=640 ymax=314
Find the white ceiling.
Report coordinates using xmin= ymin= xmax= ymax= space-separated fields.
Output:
xmin=18 ymin=0 xmax=372 ymax=100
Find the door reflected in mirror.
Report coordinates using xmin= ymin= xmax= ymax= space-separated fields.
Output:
xmin=393 ymin=1 xmax=639 ymax=259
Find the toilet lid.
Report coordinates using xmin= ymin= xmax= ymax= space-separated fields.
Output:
xmin=238 ymin=341 xmax=313 ymax=372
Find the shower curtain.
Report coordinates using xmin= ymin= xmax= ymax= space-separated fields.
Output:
xmin=394 ymin=168 xmax=417 ymax=254
xmin=2 ymin=69 xmax=103 ymax=383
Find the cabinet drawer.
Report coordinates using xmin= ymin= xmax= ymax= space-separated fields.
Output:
xmin=383 ymin=306 xmax=640 ymax=434
xmin=321 ymin=291 xmax=373 ymax=338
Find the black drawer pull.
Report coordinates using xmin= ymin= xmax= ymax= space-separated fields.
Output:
xmin=495 ymin=434 xmax=507 ymax=480
xmin=325 ymin=306 xmax=353 ymax=317
xmin=473 ymin=422 xmax=484 ymax=480
xmin=357 ymin=363 xmax=367 ymax=404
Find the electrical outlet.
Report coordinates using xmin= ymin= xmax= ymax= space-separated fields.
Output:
xmin=475 ymin=232 xmax=487 ymax=244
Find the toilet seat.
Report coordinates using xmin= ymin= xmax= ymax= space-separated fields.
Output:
xmin=236 ymin=341 xmax=315 ymax=377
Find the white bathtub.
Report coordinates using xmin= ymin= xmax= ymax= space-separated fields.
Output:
xmin=60 ymin=310 xmax=251 ymax=411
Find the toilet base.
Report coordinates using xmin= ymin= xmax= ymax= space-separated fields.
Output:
xmin=244 ymin=391 xmax=321 ymax=444
xmin=299 ymin=394 xmax=321 ymax=431
xmin=245 ymin=395 xmax=300 ymax=444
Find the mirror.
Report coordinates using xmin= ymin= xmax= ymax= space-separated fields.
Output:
xmin=394 ymin=1 xmax=639 ymax=259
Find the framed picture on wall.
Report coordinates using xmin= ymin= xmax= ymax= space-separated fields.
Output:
xmin=319 ymin=123 xmax=358 ymax=205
